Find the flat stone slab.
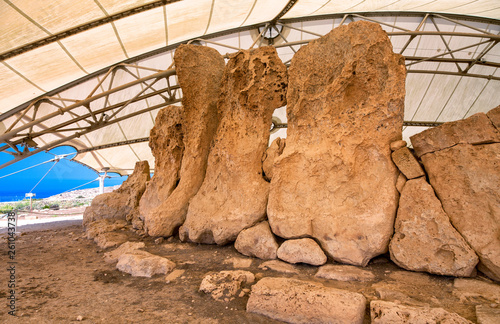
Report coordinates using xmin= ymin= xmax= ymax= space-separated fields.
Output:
xmin=453 ymin=278 xmax=500 ymax=303
xmin=476 ymin=304 xmax=500 ymax=324
xmin=258 ymin=260 xmax=299 ymax=274
xmin=316 ymin=264 xmax=376 ymax=282
xmin=247 ymin=277 xmax=366 ymax=324
xmin=371 ymin=300 xmax=472 ymax=323
xmin=391 ymin=147 xmax=425 ymax=179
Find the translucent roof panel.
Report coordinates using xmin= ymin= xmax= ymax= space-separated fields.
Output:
xmin=1 ymin=1 xmax=500 ymax=175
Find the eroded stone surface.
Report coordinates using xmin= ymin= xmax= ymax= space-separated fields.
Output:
xmin=267 ymin=21 xmax=406 ymax=266
xmin=104 ymin=241 xmax=146 ymax=264
xmin=94 ymin=232 xmax=129 ymax=249
xmin=139 ymin=106 xmax=184 ymax=232
xmin=83 ymin=161 xmax=150 ymax=226
xmin=234 ymin=221 xmax=279 ymax=260
xmin=262 ymin=137 xmax=285 ymax=181
xmin=476 ymin=304 xmax=500 ymax=324
xmin=371 ymin=300 xmax=472 ymax=323
xmin=85 ymin=219 xmax=128 ymax=239
xmin=144 ymin=44 xmax=225 ymax=237
xmin=180 ymin=46 xmax=287 ymax=244
xmin=258 ymin=260 xmax=299 ymax=274
xmin=391 ymin=147 xmax=425 ymax=179
xmin=487 ymin=105 xmax=500 ymax=130
xmin=316 ymin=264 xmax=376 ymax=282
xmin=411 ymin=112 xmax=499 ymax=157
xmin=389 ymin=177 xmax=478 ymax=277
xmin=453 ymin=278 xmax=500 ymax=303
xmin=390 ymin=140 xmax=407 ymax=151
xmin=116 ymin=251 xmax=175 ymax=277
xmin=420 ymin=143 xmax=500 ymax=281
xmin=199 ymin=270 xmax=255 ymax=302
xmin=277 ymin=238 xmax=327 ymax=266
xmin=247 ymin=277 xmax=366 ymax=324
xmin=396 ymin=173 xmax=407 ymax=194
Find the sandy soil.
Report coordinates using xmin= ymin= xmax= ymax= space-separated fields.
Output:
xmin=0 ymin=215 xmax=498 ymax=323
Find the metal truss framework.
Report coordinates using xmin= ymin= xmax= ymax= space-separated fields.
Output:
xmin=1 ymin=11 xmax=499 ymax=170
xmin=0 ymin=64 xmax=180 ymax=169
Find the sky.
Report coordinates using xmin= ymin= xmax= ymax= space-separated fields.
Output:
xmin=0 ymin=146 xmax=127 ymax=202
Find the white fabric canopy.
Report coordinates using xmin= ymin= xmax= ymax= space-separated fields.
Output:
xmin=1 ymin=0 xmax=499 ymax=174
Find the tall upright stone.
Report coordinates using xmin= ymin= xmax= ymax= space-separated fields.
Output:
xmin=139 ymin=106 xmax=184 ymax=229
xmin=179 ymin=47 xmax=288 ymax=244
xmin=411 ymin=107 xmax=500 ymax=281
xmin=83 ymin=161 xmax=150 ymax=226
xmin=267 ymin=21 xmax=406 ymax=266
xmin=144 ymin=45 xmax=225 ymax=237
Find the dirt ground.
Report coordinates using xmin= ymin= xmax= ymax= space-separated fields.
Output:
xmin=1 ymin=214 xmax=498 ymax=323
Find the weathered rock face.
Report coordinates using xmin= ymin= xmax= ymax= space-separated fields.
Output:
xmin=267 ymin=21 xmax=406 ymax=266
xmin=391 ymin=147 xmax=425 ymax=179
xmin=234 ymin=221 xmax=279 ymax=260
xmin=199 ymin=270 xmax=255 ymax=302
xmin=247 ymin=277 xmax=366 ymax=324
xmin=487 ymin=105 xmax=500 ymax=130
xmin=83 ymin=161 xmax=150 ymax=226
xmin=371 ymin=300 xmax=472 ymax=323
xmin=262 ymin=137 xmax=285 ymax=181
xmin=103 ymin=241 xmax=146 ymax=264
xmin=389 ymin=177 xmax=478 ymax=277
xmin=139 ymin=106 xmax=184 ymax=230
xmin=180 ymin=46 xmax=288 ymax=244
xmin=411 ymin=107 xmax=500 ymax=281
xmin=410 ymin=112 xmax=499 ymax=157
xmin=144 ymin=44 xmax=225 ymax=237
xmin=277 ymin=238 xmax=327 ymax=266
xmin=116 ymin=251 xmax=176 ymax=277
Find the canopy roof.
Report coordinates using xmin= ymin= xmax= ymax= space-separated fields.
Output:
xmin=1 ymin=0 xmax=499 ymax=175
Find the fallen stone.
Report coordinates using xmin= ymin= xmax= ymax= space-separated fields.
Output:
xmin=247 ymin=277 xmax=366 ymax=324
xmin=199 ymin=270 xmax=255 ymax=302
xmin=267 ymin=21 xmax=405 ymax=266
xmin=391 ymin=147 xmax=425 ymax=179
xmin=116 ymin=251 xmax=176 ymax=277
xmin=83 ymin=161 xmax=150 ymax=226
xmin=139 ymin=106 xmax=184 ymax=229
xmin=103 ymin=241 xmax=146 ymax=264
xmin=180 ymin=46 xmax=287 ymax=244
xmin=389 ymin=177 xmax=478 ymax=277
xmin=262 ymin=137 xmax=286 ymax=181
xmin=222 ymin=257 xmax=253 ymax=268
xmin=234 ymin=221 xmax=279 ymax=260
xmin=486 ymin=105 xmax=500 ymax=130
xmin=316 ymin=264 xmax=376 ymax=282
xmin=277 ymin=238 xmax=327 ymax=266
xmin=390 ymin=140 xmax=407 ymax=151
xmin=476 ymin=304 xmax=500 ymax=324
xmin=453 ymin=278 xmax=500 ymax=303
xmin=165 ymin=269 xmax=185 ymax=283
xmin=420 ymin=143 xmax=500 ymax=280
xmin=410 ymin=112 xmax=499 ymax=157
xmin=144 ymin=44 xmax=225 ymax=237
xmin=371 ymin=300 xmax=472 ymax=323
xmin=396 ymin=172 xmax=407 ymax=194
xmin=94 ymin=232 xmax=129 ymax=249
xmin=85 ymin=219 xmax=128 ymax=239
xmin=387 ymin=270 xmax=437 ymax=287
xmin=258 ymin=260 xmax=299 ymax=274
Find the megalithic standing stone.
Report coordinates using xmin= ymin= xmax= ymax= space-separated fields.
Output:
xmin=267 ymin=21 xmax=406 ymax=266
xmin=180 ymin=46 xmax=288 ymax=244
xmin=139 ymin=106 xmax=184 ymax=226
xmin=145 ymin=45 xmax=225 ymax=237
